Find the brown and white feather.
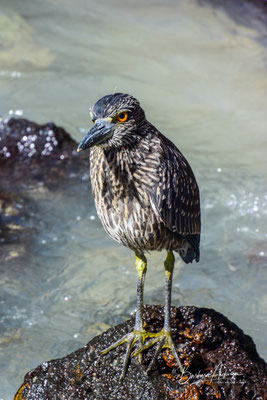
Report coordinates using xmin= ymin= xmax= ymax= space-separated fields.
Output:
xmin=89 ymin=113 xmax=200 ymax=262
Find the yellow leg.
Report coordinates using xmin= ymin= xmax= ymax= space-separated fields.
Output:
xmin=101 ymin=252 xmax=149 ymax=380
xmin=134 ymin=251 xmax=184 ymax=374
xmin=163 ymin=250 xmax=175 ymax=332
xmin=134 ymin=252 xmax=147 ymax=331
xmin=102 ymin=251 xmax=184 ymax=378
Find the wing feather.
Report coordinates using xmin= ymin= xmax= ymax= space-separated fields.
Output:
xmin=150 ymin=134 xmax=201 ymax=258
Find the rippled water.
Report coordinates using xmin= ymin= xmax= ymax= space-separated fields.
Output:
xmin=1 ymin=0 xmax=267 ymax=398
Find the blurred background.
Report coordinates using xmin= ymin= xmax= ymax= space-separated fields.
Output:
xmin=0 ymin=0 xmax=267 ymax=398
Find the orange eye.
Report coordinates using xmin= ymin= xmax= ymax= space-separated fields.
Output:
xmin=117 ymin=112 xmax=128 ymax=123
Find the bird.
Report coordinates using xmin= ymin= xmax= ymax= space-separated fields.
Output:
xmin=77 ymin=93 xmax=201 ymax=379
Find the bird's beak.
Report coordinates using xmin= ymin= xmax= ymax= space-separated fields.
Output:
xmin=77 ymin=118 xmax=114 ymax=152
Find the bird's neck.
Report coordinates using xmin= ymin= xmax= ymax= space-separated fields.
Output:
xmin=90 ymin=127 xmax=160 ymax=204
xmin=102 ymin=145 xmax=139 ymax=177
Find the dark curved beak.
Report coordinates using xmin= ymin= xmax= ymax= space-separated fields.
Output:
xmin=77 ymin=118 xmax=114 ymax=152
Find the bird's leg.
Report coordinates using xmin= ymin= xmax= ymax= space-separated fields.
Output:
xmin=134 ymin=251 xmax=184 ymax=374
xmin=134 ymin=252 xmax=147 ymax=332
xmin=163 ymin=249 xmax=174 ymax=333
xmin=101 ymin=252 xmax=149 ymax=380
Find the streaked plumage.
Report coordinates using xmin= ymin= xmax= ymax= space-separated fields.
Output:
xmin=78 ymin=93 xmax=201 ymax=378
xmin=89 ymin=93 xmax=200 ymax=260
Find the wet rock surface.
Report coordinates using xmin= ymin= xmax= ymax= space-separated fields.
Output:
xmin=0 ymin=117 xmax=89 ymax=252
xmin=0 ymin=117 xmax=88 ymax=190
xmin=14 ymin=305 xmax=267 ymax=400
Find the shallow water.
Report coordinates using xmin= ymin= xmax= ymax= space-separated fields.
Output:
xmin=0 ymin=0 xmax=267 ymax=398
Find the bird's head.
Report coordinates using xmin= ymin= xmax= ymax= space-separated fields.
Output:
xmin=77 ymin=93 xmax=146 ymax=152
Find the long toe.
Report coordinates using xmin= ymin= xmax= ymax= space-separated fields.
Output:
xmin=101 ymin=329 xmax=150 ymax=380
xmin=133 ymin=329 xmax=184 ymax=374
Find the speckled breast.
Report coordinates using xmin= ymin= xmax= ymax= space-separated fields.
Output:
xmin=89 ymin=147 xmax=184 ymax=254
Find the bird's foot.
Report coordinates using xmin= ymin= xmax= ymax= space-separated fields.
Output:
xmin=101 ymin=329 xmax=151 ymax=380
xmin=133 ymin=328 xmax=185 ymax=375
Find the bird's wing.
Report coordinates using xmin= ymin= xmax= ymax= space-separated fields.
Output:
xmin=150 ymin=136 xmax=201 ymax=240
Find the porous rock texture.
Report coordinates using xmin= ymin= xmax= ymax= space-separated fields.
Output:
xmin=0 ymin=117 xmax=88 ymax=247
xmin=15 ymin=305 xmax=267 ymax=400
xmin=0 ymin=117 xmax=88 ymax=190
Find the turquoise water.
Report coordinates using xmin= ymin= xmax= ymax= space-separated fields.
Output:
xmin=0 ymin=1 xmax=267 ymax=398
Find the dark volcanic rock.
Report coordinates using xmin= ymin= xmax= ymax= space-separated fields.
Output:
xmin=14 ymin=305 xmax=267 ymax=400
xmin=0 ymin=117 xmax=88 ymax=189
xmin=0 ymin=117 xmax=89 ymax=247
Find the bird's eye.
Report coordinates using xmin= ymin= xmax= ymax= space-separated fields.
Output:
xmin=117 ymin=112 xmax=128 ymax=123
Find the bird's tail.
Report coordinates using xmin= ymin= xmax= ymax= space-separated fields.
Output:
xmin=178 ymin=234 xmax=200 ymax=264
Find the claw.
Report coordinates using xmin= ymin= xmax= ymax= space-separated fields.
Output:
xmin=134 ymin=328 xmax=184 ymax=374
xmin=102 ymin=328 xmax=184 ymax=378
xmin=101 ymin=329 xmax=149 ymax=380
xmin=146 ymin=338 xmax=165 ymax=375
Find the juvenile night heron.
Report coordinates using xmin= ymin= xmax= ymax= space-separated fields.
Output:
xmin=77 ymin=93 xmax=201 ymax=379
